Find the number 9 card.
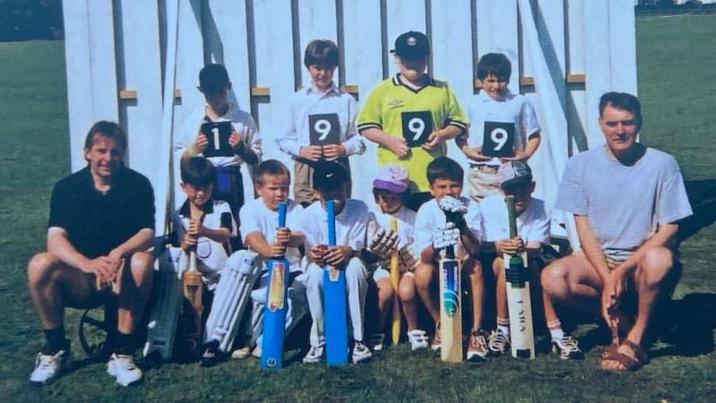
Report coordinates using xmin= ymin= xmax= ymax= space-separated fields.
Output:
xmin=482 ymin=121 xmax=515 ymax=158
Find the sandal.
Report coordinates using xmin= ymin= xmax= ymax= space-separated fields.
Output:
xmin=599 ymin=339 xmax=648 ymax=372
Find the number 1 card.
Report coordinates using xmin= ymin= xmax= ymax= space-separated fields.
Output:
xmin=200 ymin=121 xmax=233 ymax=158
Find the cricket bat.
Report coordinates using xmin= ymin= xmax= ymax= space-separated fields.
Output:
xmin=323 ymin=200 xmax=349 ymax=366
xmin=182 ymin=213 xmax=204 ymax=354
xmin=390 ymin=217 xmax=401 ymax=345
xmin=439 ymin=243 xmax=463 ymax=362
xmin=261 ymin=202 xmax=289 ymax=370
xmin=504 ymin=195 xmax=535 ymax=359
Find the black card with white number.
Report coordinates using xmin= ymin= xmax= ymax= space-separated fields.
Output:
xmin=401 ymin=111 xmax=433 ymax=147
xmin=482 ymin=121 xmax=515 ymax=157
xmin=200 ymin=121 xmax=233 ymax=158
xmin=308 ymin=113 xmax=340 ymax=145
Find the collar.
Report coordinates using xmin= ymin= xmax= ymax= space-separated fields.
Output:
xmin=477 ymin=89 xmax=513 ymax=102
xmin=203 ymin=103 xmax=234 ymax=122
xmin=178 ymin=198 xmax=215 ymax=218
xmin=305 ymin=82 xmax=339 ymax=96
xmin=392 ymin=74 xmax=434 ymax=93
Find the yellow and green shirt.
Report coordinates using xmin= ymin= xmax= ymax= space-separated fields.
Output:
xmin=357 ymin=75 xmax=467 ymax=192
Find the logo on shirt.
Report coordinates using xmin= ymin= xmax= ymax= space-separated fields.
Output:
xmin=388 ymin=98 xmax=405 ymax=110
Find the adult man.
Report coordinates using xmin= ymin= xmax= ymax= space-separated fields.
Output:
xmin=28 ymin=121 xmax=155 ymax=386
xmin=542 ymin=92 xmax=692 ymax=371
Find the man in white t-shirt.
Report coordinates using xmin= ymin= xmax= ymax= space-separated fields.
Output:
xmin=479 ymin=161 xmax=582 ymax=359
xmin=543 ymin=92 xmax=692 ymax=371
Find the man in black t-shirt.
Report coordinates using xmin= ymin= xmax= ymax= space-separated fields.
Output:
xmin=28 ymin=121 xmax=154 ymax=387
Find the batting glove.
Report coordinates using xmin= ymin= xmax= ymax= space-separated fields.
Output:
xmin=432 ymin=222 xmax=460 ymax=250
xmin=367 ymin=223 xmax=399 ymax=258
xmin=398 ymin=243 xmax=420 ymax=272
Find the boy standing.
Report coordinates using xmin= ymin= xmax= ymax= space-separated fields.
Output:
xmin=479 ymin=161 xmax=582 ymax=359
xmin=175 ymin=63 xmax=261 ymax=221
xmin=357 ymin=31 xmax=468 ymax=210
xmin=412 ymin=157 xmax=489 ymax=361
xmin=458 ymin=53 xmax=541 ymax=200
xmin=296 ymin=161 xmax=373 ymax=364
xmin=276 ymin=39 xmax=365 ymax=206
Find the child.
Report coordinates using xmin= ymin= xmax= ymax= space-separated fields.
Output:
xmin=363 ymin=165 xmax=426 ymax=351
xmin=221 ymin=160 xmax=309 ymax=362
xmin=295 ymin=161 xmax=373 ymax=364
xmin=412 ymin=157 xmax=489 ymax=361
xmin=457 ymin=53 xmax=541 ymax=200
xmin=357 ymin=31 xmax=468 ymax=211
xmin=479 ymin=161 xmax=582 ymax=359
xmin=175 ymin=63 xmax=262 ymax=222
xmin=276 ymin=39 xmax=365 ymax=206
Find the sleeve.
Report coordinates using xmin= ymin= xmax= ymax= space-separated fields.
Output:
xmin=342 ymin=95 xmax=366 ymax=156
xmin=443 ymin=84 xmax=468 ymax=134
xmin=239 ymin=202 xmax=263 ymax=244
xmin=521 ymin=97 xmax=540 ymax=138
xmin=48 ymin=180 xmax=74 ymax=230
xmin=348 ymin=209 xmax=372 ymax=251
xmin=554 ymin=157 xmax=588 ymax=215
xmin=656 ymin=156 xmax=693 ymax=224
xmin=293 ymin=206 xmax=320 ymax=248
xmin=356 ymin=83 xmax=384 ymax=132
xmin=465 ymin=200 xmax=483 ymax=241
xmin=412 ymin=207 xmax=433 ymax=254
xmin=276 ymin=94 xmax=302 ymax=157
xmin=218 ymin=202 xmax=238 ymax=238
xmin=130 ymin=175 xmax=156 ymax=232
xmin=525 ymin=202 xmax=550 ymax=245
xmin=244 ymin=114 xmax=262 ymax=162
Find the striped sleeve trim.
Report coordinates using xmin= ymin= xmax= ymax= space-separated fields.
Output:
xmin=446 ymin=120 xmax=468 ymax=130
xmin=357 ymin=122 xmax=382 ymax=132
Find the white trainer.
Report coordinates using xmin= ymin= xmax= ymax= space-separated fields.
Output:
xmin=29 ymin=350 xmax=71 ymax=385
xmin=369 ymin=333 xmax=385 ymax=352
xmin=352 ymin=341 xmax=372 ymax=364
xmin=407 ymin=329 xmax=429 ymax=352
xmin=251 ymin=345 xmax=262 ymax=359
xmin=107 ymin=353 xmax=142 ymax=387
xmin=302 ymin=344 xmax=325 ymax=364
xmin=231 ymin=346 xmax=251 ymax=360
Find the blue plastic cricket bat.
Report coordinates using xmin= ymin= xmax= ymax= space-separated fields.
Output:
xmin=323 ymin=200 xmax=349 ymax=366
xmin=261 ymin=202 xmax=289 ymax=370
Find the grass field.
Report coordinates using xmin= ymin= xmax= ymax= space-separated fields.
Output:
xmin=1 ymin=14 xmax=715 ymax=402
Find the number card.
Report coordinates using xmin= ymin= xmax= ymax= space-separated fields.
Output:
xmin=309 ymin=113 xmax=340 ymax=145
xmin=200 ymin=121 xmax=233 ymax=158
xmin=482 ymin=121 xmax=515 ymax=157
xmin=401 ymin=111 xmax=433 ymax=147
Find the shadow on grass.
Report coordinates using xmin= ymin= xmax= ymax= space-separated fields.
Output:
xmin=677 ymin=179 xmax=716 ymax=242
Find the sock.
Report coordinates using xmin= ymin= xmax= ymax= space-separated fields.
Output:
xmin=496 ymin=317 xmax=510 ymax=337
xmin=43 ymin=325 xmax=69 ymax=354
xmin=550 ymin=327 xmax=565 ymax=343
xmin=114 ymin=331 xmax=134 ymax=355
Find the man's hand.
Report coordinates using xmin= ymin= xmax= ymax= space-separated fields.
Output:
xmin=421 ymin=130 xmax=443 ymax=152
xmin=82 ymin=256 xmax=121 ymax=284
xmin=193 ymin=132 xmax=208 ymax=154
xmin=384 ymin=136 xmax=411 ymax=159
xmin=432 ymin=222 xmax=460 ymax=250
xmin=367 ymin=223 xmax=399 ymax=258
xmin=322 ymin=144 xmax=346 ymax=161
xmin=496 ymin=237 xmax=525 ymax=255
xmin=398 ymin=243 xmax=420 ymax=272
xmin=299 ymin=145 xmax=323 ymax=161
xmin=323 ymin=245 xmax=353 ymax=267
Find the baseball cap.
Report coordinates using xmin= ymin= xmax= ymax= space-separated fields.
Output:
xmin=373 ymin=165 xmax=409 ymax=193
xmin=199 ymin=64 xmax=230 ymax=95
xmin=497 ymin=161 xmax=533 ymax=188
xmin=312 ymin=161 xmax=350 ymax=191
xmin=391 ymin=31 xmax=430 ymax=60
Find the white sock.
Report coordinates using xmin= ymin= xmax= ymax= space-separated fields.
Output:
xmin=550 ymin=327 xmax=565 ymax=343
xmin=497 ymin=324 xmax=510 ymax=338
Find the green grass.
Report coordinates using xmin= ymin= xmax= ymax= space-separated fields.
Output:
xmin=1 ymin=14 xmax=715 ymax=401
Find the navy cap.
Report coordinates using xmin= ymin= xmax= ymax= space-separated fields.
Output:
xmin=312 ymin=161 xmax=350 ymax=191
xmin=199 ymin=64 xmax=230 ymax=95
xmin=391 ymin=31 xmax=430 ymax=60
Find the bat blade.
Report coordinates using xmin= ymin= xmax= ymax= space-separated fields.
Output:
xmin=261 ymin=202 xmax=289 ymax=370
xmin=390 ymin=217 xmax=401 ymax=345
xmin=504 ymin=196 xmax=535 ymax=359
xmin=439 ymin=250 xmax=463 ymax=362
xmin=323 ymin=200 xmax=349 ymax=366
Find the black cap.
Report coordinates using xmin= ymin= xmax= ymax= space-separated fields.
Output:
xmin=391 ymin=31 xmax=430 ymax=61
xmin=312 ymin=161 xmax=350 ymax=191
xmin=199 ymin=64 xmax=230 ymax=95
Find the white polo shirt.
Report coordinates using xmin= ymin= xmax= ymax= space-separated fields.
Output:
xmin=479 ymin=194 xmax=550 ymax=245
xmin=413 ymin=197 xmax=483 ymax=258
xmin=295 ymin=199 xmax=371 ymax=252
xmin=368 ymin=205 xmax=416 ymax=250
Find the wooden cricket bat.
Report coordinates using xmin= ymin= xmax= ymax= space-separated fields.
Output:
xmin=504 ymin=195 xmax=535 ymax=359
xmin=182 ymin=213 xmax=204 ymax=354
xmin=439 ymin=244 xmax=463 ymax=363
xmin=261 ymin=202 xmax=289 ymax=370
xmin=323 ymin=200 xmax=349 ymax=366
xmin=390 ymin=217 xmax=401 ymax=345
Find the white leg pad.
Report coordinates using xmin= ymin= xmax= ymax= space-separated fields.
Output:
xmin=203 ymin=250 xmax=261 ymax=353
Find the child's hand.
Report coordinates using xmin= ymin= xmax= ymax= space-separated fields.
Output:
xmin=187 ymin=218 xmax=205 ymax=238
xmin=324 ymin=245 xmax=352 ymax=266
xmin=299 ymin=145 xmax=323 ymax=161
xmin=500 ymin=150 xmax=528 ymax=162
xmin=275 ymin=227 xmax=292 ymax=246
xmin=496 ymin=237 xmax=524 ymax=254
xmin=182 ymin=233 xmax=198 ymax=251
xmin=384 ymin=136 xmax=410 ymax=159
xmin=311 ymin=244 xmax=329 ymax=266
xmin=398 ymin=243 xmax=420 ymax=272
xmin=322 ymin=144 xmax=346 ymax=161
xmin=421 ymin=130 xmax=443 ymax=152
xmin=194 ymin=131 xmax=208 ymax=154
xmin=228 ymin=130 xmax=243 ymax=149
xmin=461 ymin=146 xmax=489 ymax=162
